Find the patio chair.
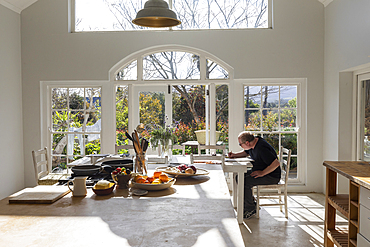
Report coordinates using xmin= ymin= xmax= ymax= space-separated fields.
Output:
xmin=254 ymin=146 xmax=292 ymax=218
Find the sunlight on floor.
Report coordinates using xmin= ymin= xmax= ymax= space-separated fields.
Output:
xmin=239 ymin=193 xmax=331 ymax=247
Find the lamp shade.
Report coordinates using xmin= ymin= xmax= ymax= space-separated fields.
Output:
xmin=132 ymin=0 xmax=181 ymax=28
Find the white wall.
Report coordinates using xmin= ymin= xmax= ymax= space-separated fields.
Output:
xmin=324 ymin=0 xmax=370 ymax=192
xmin=21 ymin=0 xmax=325 ymax=192
xmin=0 ymin=5 xmax=24 ymax=199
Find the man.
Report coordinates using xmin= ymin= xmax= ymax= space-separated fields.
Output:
xmin=228 ymin=131 xmax=281 ymax=219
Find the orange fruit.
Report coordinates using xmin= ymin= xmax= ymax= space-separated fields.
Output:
xmin=134 ymin=175 xmax=143 ymax=182
xmin=147 ymin=176 xmax=155 ymax=183
xmin=136 ymin=177 xmax=146 ymax=184
xmin=159 ymin=173 xmax=169 ymax=182
xmin=153 ymin=171 xmax=162 ymax=178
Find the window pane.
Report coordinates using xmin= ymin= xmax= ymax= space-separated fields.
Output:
xmin=116 ymin=86 xmax=129 ymax=144
xmin=116 ymin=60 xmax=137 ymax=80
xmin=245 ymin=86 xmax=261 ymax=107
xmin=173 ymin=0 xmax=268 ymax=29
xmin=245 ymin=109 xmax=261 ymax=131
xmin=86 ymin=135 xmax=101 ymax=155
xmin=86 ymin=88 xmax=101 ymax=109
xmin=281 ymin=133 xmax=297 ymax=155
xmin=216 ymin=85 xmax=228 ymax=144
xmin=280 ymin=86 xmax=297 ymax=108
xmin=86 ymin=111 xmax=101 ymax=132
xmin=262 ymin=109 xmax=278 ymax=131
xmin=75 ymin=0 xmax=268 ymax=31
xmin=207 ymin=59 xmax=229 ymax=79
xmin=262 ymin=86 xmax=279 ymax=107
xmin=143 ymin=52 xmax=200 ymax=80
xmin=139 ymin=92 xmax=164 ymax=126
xmin=69 ymin=111 xmax=84 ymax=129
xmin=52 ymin=88 xmax=67 ymax=109
xmin=52 ymin=110 xmax=68 ymax=132
xmin=280 ymin=109 xmax=297 ymax=131
xmin=69 ymin=88 xmax=85 ymax=110
xmin=289 ymin=157 xmax=297 ymax=179
xmin=52 ymin=134 xmax=67 ymax=154
xmin=263 ymin=134 xmax=279 ymax=153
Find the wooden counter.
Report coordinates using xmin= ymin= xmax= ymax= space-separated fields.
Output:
xmin=323 ymin=161 xmax=370 ymax=247
xmin=0 ymin=163 xmax=245 ymax=247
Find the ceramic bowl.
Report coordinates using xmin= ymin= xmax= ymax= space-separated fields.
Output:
xmin=92 ymin=183 xmax=115 ymax=195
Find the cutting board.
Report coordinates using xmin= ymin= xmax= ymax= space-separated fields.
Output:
xmin=9 ymin=186 xmax=70 ymax=204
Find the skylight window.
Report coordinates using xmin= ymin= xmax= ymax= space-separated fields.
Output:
xmin=74 ymin=0 xmax=269 ymax=32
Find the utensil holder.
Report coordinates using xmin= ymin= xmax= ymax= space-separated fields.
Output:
xmin=134 ymin=154 xmax=147 ymax=175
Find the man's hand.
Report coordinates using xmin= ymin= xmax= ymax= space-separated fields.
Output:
xmin=228 ymin=151 xmax=234 ymax=158
xmin=251 ymin=170 xmax=264 ymax=178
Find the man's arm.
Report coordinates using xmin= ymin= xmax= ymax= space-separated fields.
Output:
xmin=250 ymin=159 xmax=280 ymax=178
xmin=228 ymin=150 xmax=248 ymax=158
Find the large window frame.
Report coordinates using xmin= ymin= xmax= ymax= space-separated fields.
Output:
xmin=41 ymin=46 xmax=306 ymax=185
xmin=240 ymin=79 xmax=306 ymax=184
xmin=70 ymin=0 xmax=273 ymax=32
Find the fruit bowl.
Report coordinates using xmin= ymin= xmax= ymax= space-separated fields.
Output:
xmin=131 ymin=178 xmax=176 ymax=191
xmin=111 ymin=173 xmax=132 ymax=189
xmin=92 ymin=182 xmax=115 ymax=195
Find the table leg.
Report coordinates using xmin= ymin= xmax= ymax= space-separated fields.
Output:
xmin=237 ymin=171 xmax=244 ymax=224
xmin=233 ymin=173 xmax=237 ymax=208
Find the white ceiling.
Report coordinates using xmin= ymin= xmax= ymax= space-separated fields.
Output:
xmin=1 ymin=0 xmax=333 ymax=14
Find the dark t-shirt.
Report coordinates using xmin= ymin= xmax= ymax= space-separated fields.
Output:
xmin=245 ymin=137 xmax=281 ymax=178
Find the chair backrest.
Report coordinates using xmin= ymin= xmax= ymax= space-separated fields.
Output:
xmin=115 ymin=144 xmax=134 ymax=154
xmin=190 ymin=153 xmax=225 ymax=166
xmin=197 ymin=143 xmax=227 ymax=155
xmin=279 ymin=146 xmax=292 ymax=183
xmin=32 ymin=147 xmax=50 ymax=183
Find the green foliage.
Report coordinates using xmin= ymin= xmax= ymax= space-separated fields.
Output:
xmin=148 ymin=118 xmax=178 ymax=148
xmin=85 ymin=140 xmax=101 ymax=155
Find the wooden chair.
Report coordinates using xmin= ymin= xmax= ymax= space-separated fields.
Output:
xmin=32 ymin=147 xmax=51 ymax=185
xmin=255 ymin=146 xmax=292 ymax=218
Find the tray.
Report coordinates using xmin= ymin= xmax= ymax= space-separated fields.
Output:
xmin=155 ymin=167 xmax=210 ymax=177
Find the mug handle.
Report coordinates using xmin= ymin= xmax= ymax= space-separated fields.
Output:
xmin=67 ymin=180 xmax=73 ymax=192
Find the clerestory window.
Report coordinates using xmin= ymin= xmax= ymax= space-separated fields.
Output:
xmin=74 ymin=0 xmax=271 ymax=32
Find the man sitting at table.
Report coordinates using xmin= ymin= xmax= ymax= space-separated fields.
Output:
xmin=228 ymin=131 xmax=281 ymax=219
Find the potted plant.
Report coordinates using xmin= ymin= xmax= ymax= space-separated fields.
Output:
xmin=148 ymin=118 xmax=178 ymax=158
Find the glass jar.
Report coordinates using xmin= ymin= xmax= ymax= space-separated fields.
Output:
xmin=134 ymin=154 xmax=148 ymax=175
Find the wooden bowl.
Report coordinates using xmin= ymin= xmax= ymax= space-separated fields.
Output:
xmin=92 ymin=183 xmax=115 ymax=195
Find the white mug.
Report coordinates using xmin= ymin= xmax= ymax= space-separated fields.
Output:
xmin=68 ymin=176 xmax=87 ymax=197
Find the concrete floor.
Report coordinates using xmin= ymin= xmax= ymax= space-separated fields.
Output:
xmin=238 ymin=193 xmax=347 ymax=247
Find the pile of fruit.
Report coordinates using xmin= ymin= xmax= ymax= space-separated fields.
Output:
xmin=133 ymin=171 xmax=170 ymax=184
xmin=112 ymin=167 xmax=131 ymax=175
xmin=178 ymin=164 xmax=197 ymax=174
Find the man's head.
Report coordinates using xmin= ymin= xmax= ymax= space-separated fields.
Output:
xmin=238 ymin=131 xmax=255 ymax=150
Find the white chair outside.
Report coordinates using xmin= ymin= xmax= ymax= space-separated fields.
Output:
xmin=197 ymin=143 xmax=227 ymax=155
xmin=32 ymin=147 xmax=51 ymax=185
xmin=190 ymin=152 xmax=225 ymax=165
xmin=115 ymin=144 xmax=134 ymax=154
xmin=255 ymin=146 xmax=292 ymax=218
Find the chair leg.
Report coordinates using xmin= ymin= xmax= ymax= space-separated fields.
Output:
xmin=284 ymin=190 xmax=288 ymax=219
xmin=256 ymin=186 xmax=260 ymax=218
xmin=278 ymin=188 xmax=282 ymax=212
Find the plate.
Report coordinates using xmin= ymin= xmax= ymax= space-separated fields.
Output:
xmin=155 ymin=167 xmax=210 ymax=177
xmin=132 ymin=178 xmax=176 ymax=191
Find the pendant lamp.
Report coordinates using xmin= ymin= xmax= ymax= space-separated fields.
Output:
xmin=132 ymin=0 xmax=181 ymax=28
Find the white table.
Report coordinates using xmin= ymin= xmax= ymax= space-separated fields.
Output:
xmin=223 ymin=157 xmax=253 ymax=224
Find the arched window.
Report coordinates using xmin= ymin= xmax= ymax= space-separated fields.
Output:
xmin=111 ymin=46 xmax=232 ymax=155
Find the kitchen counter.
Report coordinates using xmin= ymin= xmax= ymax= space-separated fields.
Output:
xmin=0 ymin=163 xmax=245 ymax=247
